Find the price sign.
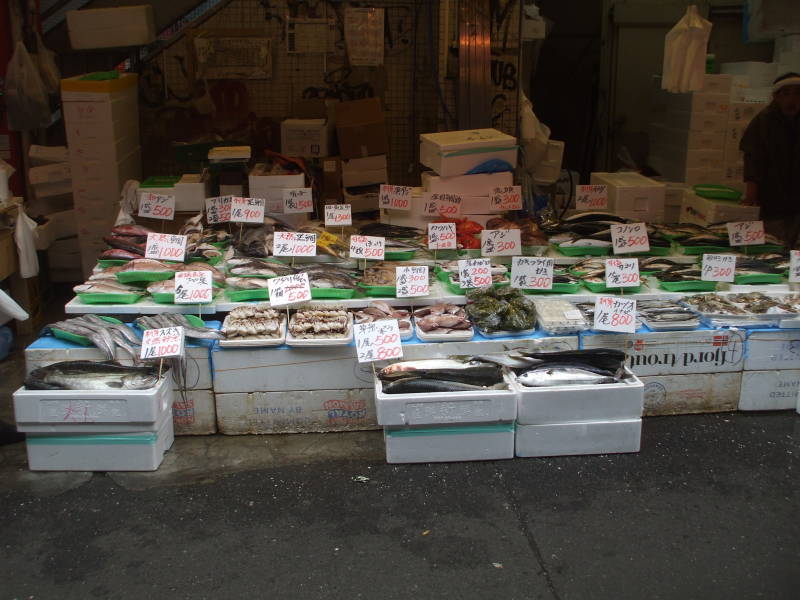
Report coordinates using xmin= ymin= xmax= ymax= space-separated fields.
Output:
xmin=282 ymin=188 xmax=314 ymax=213
xmin=427 ymin=222 xmax=457 ymax=250
xmin=174 ymin=271 xmax=213 ymax=304
xmin=421 ymin=192 xmax=462 ymax=218
xmin=489 ymin=185 xmax=523 ymax=211
xmin=324 ymin=204 xmax=352 ymax=227
xmin=701 ymin=254 xmax=736 ymax=282
xmin=272 ymin=232 xmax=317 ymax=257
xmin=205 ymin=196 xmax=232 ymax=224
xmin=790 ymin=251 xmax=800 ymax=283
xmin=349 ymin=235 xmax=385 ymax=260
xmin=611 ymin=222 xmax=650 ymax=254
xmin=511 ymin=257 xmax=554 ymax=290
xmin=145 ymin=233 xmax=187 ymax=262
xmin=267 ymin=273 xmax=312 ymax=307
xmin=593 ymin=296 xmax=637 ymax=333
xmin=138 ymin=193 xmax=176 ymax=220
xmin=727 ymin=221 xmax=765 ymax=246
xmin=140 ymin=326 xmax=185 ymax=360
xmin=396 ymin=266 xmax=429 ymax=297
xmin=481 ymin=229 xmax=521 ymax=256
xmin=575 ymin=184 xmax=608 ymax=210
xmin=231 ymin=197 xmax=266 ymax=223
xmin=458 ymin=258 xmax=492 ymax=289
xmin=379 ymin=184 xmax=413 ymax=211
xmin=354 ymin=320 xmax=403 ymax=363
xmin=605 ymin=258 xmax=640 ymax=288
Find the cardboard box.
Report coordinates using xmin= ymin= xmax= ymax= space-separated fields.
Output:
xmin=173 ymin=390 xmax=217 ymax=435
xmin=321 ymin=157 xmax=342 ymax=200
xmin=421 ymin=171 xmax=514 ymax=196
xmin=341 ymin=155 xmax=388 ymax=188
xmin=661 ymin=110 xmax=728 ymax=133
xmin=649 ymin=123 xmax=725 ymax=151
xmin=659 ymin=91 xmax=730 ymax=115
xmin=739 ymin=370 xmax=800 ymax=411
xmin=729 ymin=102 xmax=767 ymax=124
xmin=281 ymin=119 xmax=332 ymax=158
xmin=66 ymin=5 xmax=156 ymax=50
xmin=248 ymin=163 xmax=306 ymax=202
xmin=743 ymin=330 xmax=800 ymax=371
xmin=589 ymin=171 xmax=665 ymax=222
xmin=679 ymin=192 xmax=759 ymax=226
xmin=420 ymin=129 xmax=517 ymax=177
xmin=335 ymin=97 xmax=388 ymax=159
xmin=640 ymin=372 xmax=741 ymax=416
xmin=46 ymin=237 xmax=81 ymax=270
xmin=28 ymin=163 xmax=72 ymax=198
xmin=29 ymin=145 xmax=69 ymax=166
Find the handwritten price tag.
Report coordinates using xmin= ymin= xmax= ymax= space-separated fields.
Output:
xmin=593 ymin=296 xmax=637 ymax=333
xmin=511 ymin=257 xmax=554 ymax=290
xmin=421 ymin=192 xmax=462 ymax=218
xmin=267 ymin=273 xmax=312 ymax=307
xmin=490 ymin=185 xmax=523 ymax=211
xmin=575 ymin=185 xmax=608 ymax=210
xmin=231 ymin=197 xmax=266 ymax=223
xmin=727 ymin=221 xmax=765 ymax=246
xmin=458 ymin=258 xmax=492 ymax=289
xmin=481 ymin=229 xmax=521 ymax=256
xmin=145 ymin=233 xmax=187 ymax=262
xmin=138 ymin=193 xmax=175 ymax=220
xmin=790 ymin=251 xmax=800 ymax=283
xmin=349 ymin=235 xmax=385 ymax=260
xmin=174 ymin=271 xmax=213 ymax=304
xmin=272 ymin=232 xmax=317 ymax=257
xmin=205 ymin=196 xmax=232 ymax=224
xmin=140 ymin=326 xmax=185 ymax=360
xmin=611 ymin=222 xmax=650 ymax=254
xmin=605 ymin=258 xmax=640 ymax=288
xmin=379 ymin=184 xmax=412 ymax=211
xmin=427 ymin=222 xmax=457 ymax=250
xmin=396 ymin=266 xmax=429 ymax=297
xmin=354 ymin=319 xmax=403 ymax=363
xmin=324 ymin=204 xmax=352 ymax=227
xmin=701 ymin=254 xmax=736 ymax=282
xmin=282 ymin=188 xmax=314 ymax=213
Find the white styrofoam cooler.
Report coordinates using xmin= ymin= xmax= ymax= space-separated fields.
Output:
xmin=512 ymin=369 xmax=643 ymax=425
xmin=13 ymin=377 xmax=172 ymax=433
xmin=419 ymin=129 xmax=517 ymax=177
xmin=172 ymin=389 xmax=217 ymax=435
xmin=641 ymin=372 xmax=740 ymax=416
xmin=739 ymin=370 xmax=800 ymax=411
xmin=25 ymin=410 xmax=174 ymax=471
xmin=515 ymin=419 xmax=641 ymax=458
xmin=743 ymin=330 xmax=800 ymax=371
xmin=384 ymin=422 xmax=515 ymax=463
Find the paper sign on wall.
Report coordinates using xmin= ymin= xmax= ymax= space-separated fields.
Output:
xmin=379 ymin=185 xmax=412 ymax=211
xmin=140 ymin=326 xmax=185 ymax=360
xmin=349 ymin=235 xmax=385 ymax=260
xmin=458 ymin=258 xmax=492 ymax=289
xmin=605 ymin=258 xmax=640 ymax=288
xmin=511 ymin=257 xmax=554 ymax=290
xmin=174 ymin=271 xmax=213 ymax=304
xmin=427 ymin=223 xmax=457 ymax=250
xmin=396 ymin=266 xmax=429 ymax=297
xmin=282 ymin=188 xmax=314 ymax=213
xmin=354 ymin=320 xmax=402 ymax=363
xmin=231 ymin=197 xmax=266 ymax=223
xmin=138 ymin=193 xmax=176 ymax=220
xmin=145 ymin=233 xmax=187 ymax=262
xmin=267 ymin=273 xmax=312 ymax=307
xmin=727 ymin=221 xmax=765 ymax=246
xmin=489 ymin=186 xmax=523 ymax=211
xmin=205 ymin=196 xmax=232 ymax=224
xmin=575 ymin=184 xmax=608 ymax=210
xmin=701 ymin=254 xmax=736 ymax=282
xmin=611 ymin=223 xmax=650 ymax=254
xmin=481 ymin=229 xmax=521 ymax=256
xmin=324 ymin=204 xmax=352 ymax=226
xmin=593 ymin=296 xmax=637 ymax=333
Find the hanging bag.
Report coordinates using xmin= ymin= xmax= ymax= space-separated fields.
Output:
xmin=5 ymin=42 xmax=50 ymax=130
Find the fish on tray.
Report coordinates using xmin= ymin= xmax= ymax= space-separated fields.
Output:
xmin=502 ymin=349 xmax=628 ymax=387
xmin=119 ymin=259 xmax=177 ymax=273
xmin=98 ymin=248 xmax=142 ymax=261
xmin=378 ymin=358 xmax=506 ymax=394
xmin=223 ymin=305 xmax=284 ymax=339
xmin=298 ymin=264 xmax=360 ymax=289
xmin=73 ymin=281 xmax=146 ymax=295
xmin=226 ymin=258 xmax=296 ymax=278
xmin=25 ymin=360 xmax=161 ymax=391
xmin=135 ymin=314 xmax=222 ymax=340
xmin=175 ymin=262 xmax=225 ymax=285
xmin=226 ymin=277 xmax=271 ymax=290
xmin=48 ymin=315 xmax=142 ymax=361
xmin=413 ymin=304 xmax=472 ymax=334
xmin=353 ymin=301 xmax=412 ymax=330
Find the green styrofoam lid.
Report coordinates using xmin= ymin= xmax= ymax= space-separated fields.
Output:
xmin=692 ymin=184 xmax=742 ymax=201
xmin=140 ymin=176 xmax=181 ymax=188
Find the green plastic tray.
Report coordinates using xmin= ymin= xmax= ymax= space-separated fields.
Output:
xmin=225 ymin=288 xmax=270 ymax=302
xmin=733 ymin=273 xmax=784 ymax=285
xmin=613 ymin=245 xmax=672 ymax=257
xmin=97 ymin=259 xmax=132 ymax=268
xmin=357 ymin=283 xmax=397 ymax=297
xmin=311 ymin=287 xmax=357 ymax=299
xmin=655 ymin=279 xmax=718 ymax=292
xmin=134 ymin=314 xmax=205 ymax=329
xmin=384 ymin=249 xmax=417 ymax=261
xmin=522 ymin=281 xmax=583 ymax=294
xmin=692 ymin=184 xmax=742 ymax=201
xmin=553 ymin=244 xmax=611 ymax=257
xmin=187 ymin=255 xmax=222 ymax=266
xmin=445 ymin=279 xmax=510 ymax=296
xmin=581 ymin=280 xmax=642 ymax=294
xmin=734 ymin=244 xmax=785 ymax=254
xmin=676 ymin=245 xmax=731 ymax=255
xmin=77 ymin=292 xmax=144 ymax=304
xmin=51 ymin=316 xmax=125 ymax=346
xmin=116 ymin=271 xmax=175 ymax=284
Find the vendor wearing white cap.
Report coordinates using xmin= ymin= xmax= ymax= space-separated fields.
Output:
xmin=740 ymin=72 xmax=800 ymax=248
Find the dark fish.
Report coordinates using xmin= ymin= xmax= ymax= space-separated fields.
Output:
xmin=112 ymin=224 xmax=153 ymax=238
xmin=99 ymin=248 xmax=142 ymax=260
xmin=562 ymin=212 xmax=627 ymax=224
xmin=25 ymin=360 xmax=161 ymax=390
xmin=379 ymin=363 xmax=503 ymax=386
xmin=518 ymin=349 xmax=626 ymax=371
xmin=382 ymin=377 xmax=504 ymax=394
xmin=104 ymin=235 xmax=146 ymax=254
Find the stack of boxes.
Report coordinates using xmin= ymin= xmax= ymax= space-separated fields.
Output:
xmin=589 ymin=172 xmax=666 ymax=223
xmin=248 ymin=163 xmax=308 ymax=227
xmin=61 ymin=73 xmax=142 ymax=278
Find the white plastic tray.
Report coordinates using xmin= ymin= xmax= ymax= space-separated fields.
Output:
xmin=414 ymin=320 xmax=475 ymax=342
xmin=641 ymin=317 xmax=700 ymax=331
xmin=477 ymin=326 xmax=537 ymax=338
xmin=286 ymin=313 xmax=354 ymax=347
xmin=218 ymin=315 xmax=287 ymax=347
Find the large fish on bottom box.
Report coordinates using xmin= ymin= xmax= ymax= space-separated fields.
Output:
xmin=25 ymin=360 xmax=162 ymax=390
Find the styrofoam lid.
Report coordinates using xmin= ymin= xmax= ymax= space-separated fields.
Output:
xmin=420 ymin=128 xmax=517 ymax=151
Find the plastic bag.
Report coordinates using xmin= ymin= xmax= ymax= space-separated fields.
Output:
xmin=35 ymin=31 xmax=61 ymax=94
xmin=115 ymin=180 xmax=140 ymax=226
xmin=5 ymin=42 xmax=50 ymax=131
xmin=662 ymin=5 xmax=712 ymax=93
xmin=0 ymin=290 xmax=28 ymax=324
xmin=14 ymin=209 xmax=39 ymax=278
xmin=519 ymin=92 xmax=551 ymax=167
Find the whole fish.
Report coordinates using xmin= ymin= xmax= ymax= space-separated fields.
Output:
xmin=111 ymin=224 xmax=153 ymax=238
xmin=517 ymin=367 xmax=619 ymax=387
xmin=89 ymin=266 xmax=124 ymax=281
xmin=73 ymin=282 xmax=146 ymax=295
xmin=147 ymin=280 xmax=175 ymax=294
xmin=562 ymin=212 xmax=627 ymax=224
xmin=104 ymin=235 xmax=146 ymax=254
xmin=49 ymin=320 xmax=116 ymax=359
xmin=120 ymin=259 xmax=176 ymax=272
xmin=99 ymin=248 xmax=142 ymax=260
xmin=382 ymin=378 xmax=506 ymax=394
xmin=25 ymin=361 xmax=160 ymax=390
xmin=380 ymin=358 xmax=483 ymax=375
xmin=228 ymin=261 xmax=295 ymax=278
xmin=559 ymin=239 xmax=612 ymax=248
xmin=226 ymin=277 xmax=270 ymax=290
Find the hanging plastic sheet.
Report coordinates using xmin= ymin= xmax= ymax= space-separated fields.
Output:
xmin=5 ymin=42 xmax=50 ymax=131
xmin=14 ymin=209 xmax=39 ymax=279
xmin=662 ymin=5 xmax=712 ymax=93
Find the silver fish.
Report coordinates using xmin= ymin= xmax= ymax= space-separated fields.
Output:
xmin=517 ymin=367 xmax=618 ymax=387
xmin=25 ymin=360 xmax=160 ymax=390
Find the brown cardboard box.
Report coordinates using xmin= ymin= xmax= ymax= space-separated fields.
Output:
xmin=321 ymin=157 xmax=343 ymax=201
xmin=342 ymin=155 xmax=387 ymax=187
xmin=335 ymin=98 xmax=387 ymax=159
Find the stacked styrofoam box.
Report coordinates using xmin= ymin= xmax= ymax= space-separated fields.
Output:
xmin=13 ymin=377 xmax=174 ymax=471
xmin=247 ymin=163 xmax=308 ymax=227
xmin=739 ymin=329 xmax=800 ymax=411
xmin=774 ymin=34 xmax=800 ymax=75
xmin=419 ymin=129 xmax=518 ymax=178
xmin=589 ymin=172 xmax=666 ymax=223
xmin=679 ymin=192 xmax=760 ymax=226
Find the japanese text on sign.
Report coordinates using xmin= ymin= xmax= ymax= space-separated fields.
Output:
xmin=205 ymin=196 xmax=232 ymax=224
xmin=282 ymin=188 xmax=314 ymax=213
xmin=481 ymin=229 xmax=521 ymax=256
xmin=575 ymin=184 xmax=608 ymax=211
xmin=396 ymin=266 xmax=429 ymax=297
xmin=458 ymin=258 xmax=492 ymax=289
xmin=354 ymin=320 xmax=403 ymax=363
xmin=324 ymin=204 xmax=352 ymax=227
xmin=140 ymin=326 xmax=185 ymax=360
xmin=273 ymin=232 xmax=317 ymax=257
xmin=701 ymin=254 xmax=736 ymax=282
xmin=421 ymin=192 xmax=462 ymax=218
xmin=605 ymin=258 xmax=640 ymax=288
xmin=611 ymin=223 xmax=650 ymax=254
xmin=790 ymin=251 xmax=800 ymax=283
xmin=379 ymin=185 xmax=412 ymax=211
xmin=231 ymin=197 xmax=266 ymax=223
xmin=593 ymin=296 xmax=637 ymax=333
xmin=427 ymin=222 xmax=457 ymax=250
xmin=727 ymin=221 xmax=765 ymax=246
xmin=511 ymin=257 xmax=554 ymax=290
xmin=145 ymin=233 xmax=187 ymax=262
xmin=174 ymin=271 xmax=213 ymax=304
xmin=349 ymin=235 xmax=385 ymax=260
xmin=138 ymin=193 xmax=175 ymax=220
xmin=268 ymin=273 xmax=312 ymax=307
xmin=489 ymin=186 xmax=523 ymax=211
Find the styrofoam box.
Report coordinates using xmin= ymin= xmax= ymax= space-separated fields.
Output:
xmin=661 ymin=110 xmax=728 ymax=133
xmin=66 ymin=5 xmax=155 ymax=50
xmin=659 ymin=91 xmax=730 ymax=115
xmin=421 ymin=171 xmax=513 ymax=196
xmin=721 ymin=62 xmax=776 ymax=88
xmin=25 ymin=410 xmax=174 ymax=472
xmin=280 ymin=119 xmax=332 ymax=158
xmin=419 ymin=129 xmax=517 ymax=177
xmin=649 ymin=124 xmax=725 ymax=151
xmin=341 ymin=155 xmax=388 ymax=188
xmin=511 ymin=369 xmax=643 ymax=425
xmin=589 ymin=172 xmax=665 ymax=216
xmin=216 ymin=389 xmax=378 ymax=434
xmin=172 ymin=389 xmax=217 ymax=435
xmin=744 ymin=330 xmax=800 ymax=371
xmin=374 ymin=373 xmax=517 ymax=427
xmin=702 ymin=74 xmax=734 ymax=94
xmin=384 ymin=422 xmax=514 ymax=463
xmin=679 ymin=192 xmax=759 ymax=226
xmin=640 ymin=372 xmax=741 ymax=416
xmin=580 ymin=329 xmax=745 ymax=376
xmin=739 ymin=370 xmax=800 ymax=411
xmin=729 ymin=102 xmax=767 ymax=124
xmin=29 ymin=145 xmax=69 ymax=166
xmin=248 ymin=164 xmax=305 ymax=201
xmin=515 ymin=419 xmax=641 ymax=457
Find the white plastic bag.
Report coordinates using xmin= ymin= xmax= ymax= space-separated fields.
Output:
xmin=115 ymin=179 xmax=140 ymax=226
xmin=5 ymin=42 xmax=50 ymax=131
xmin=0 ymin=289 xmax=28 ymax=323
xmin=35 ymin=31 xmax=61 ymax=94
xmin=519 ymin=93 xmax=551 ymax=168
xmin=14 ymin=209 xmax=40 ymax=278
xmin=662 ymin=5 xmax=712 ymax=93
